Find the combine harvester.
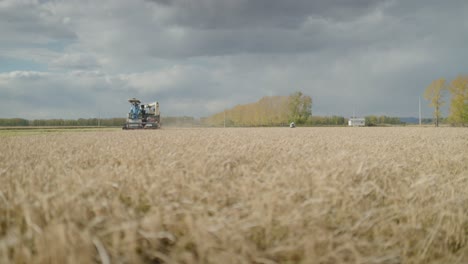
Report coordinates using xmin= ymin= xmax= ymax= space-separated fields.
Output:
xmin=123 ymin=98 xmax=161 ymax=129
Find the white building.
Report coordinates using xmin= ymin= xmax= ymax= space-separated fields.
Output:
xmin=348 ymin=118 xmax=365 ymax=127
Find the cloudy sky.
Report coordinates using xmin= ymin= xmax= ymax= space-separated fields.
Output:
xmin=1 ymin=0 xmax=467 ymax=119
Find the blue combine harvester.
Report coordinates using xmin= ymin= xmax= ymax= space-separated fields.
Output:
xmin=123 ymin=98 xmax=161 ymax=129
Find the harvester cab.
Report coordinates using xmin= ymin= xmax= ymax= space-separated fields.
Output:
xmin=123 ymin=98 xmax=161 ymax=129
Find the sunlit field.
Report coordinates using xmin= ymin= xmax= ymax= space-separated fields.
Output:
xmin=1 ymin=127 xmax=467 ymax=263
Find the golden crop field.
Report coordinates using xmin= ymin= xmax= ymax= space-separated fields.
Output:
xmin=1 ymin=127 xmax=467 ymax=264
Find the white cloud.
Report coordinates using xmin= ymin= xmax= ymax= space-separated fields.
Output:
xmin=0 ymin=71 xmax=49 ymax=80
xmin=50 ymin=53 xmax=99 ymax=70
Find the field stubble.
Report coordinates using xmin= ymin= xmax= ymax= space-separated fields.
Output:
xmin=1 ymin=127 xmax=467 ymax=263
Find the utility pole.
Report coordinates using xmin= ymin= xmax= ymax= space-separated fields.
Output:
xmin=419 ymin=96 xmax=422 ymax=126
xmin=224 ymin=110 xmax=226 ymax=128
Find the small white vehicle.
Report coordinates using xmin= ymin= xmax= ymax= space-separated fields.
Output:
xmin=290 ymin=122 xmax=296 ymax=128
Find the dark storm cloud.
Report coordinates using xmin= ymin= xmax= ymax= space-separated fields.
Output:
xmin=147 ymin=0 xmax=385 ymax=29
xmin=146 ymin=0 xmax=172 ymax=6
xmin=0 ymin=0 xmax=76 ymax=44
xmin=138 ymin=0 xmax=390 ymax=57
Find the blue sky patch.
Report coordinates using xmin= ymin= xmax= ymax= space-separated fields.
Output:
xmin=0 ymin=57 xmax=47 ymax=72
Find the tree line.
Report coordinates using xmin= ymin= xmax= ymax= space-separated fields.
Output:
xmin=0 ymin=118 xmax=126 ymax=127
xmin=2 ymin=114 xmax=406 ymax=127
xmin=364 ymin=116 xmax=404 ymax=126
xmin=201 ymin=92 xmax=311 ymax=126
xmin=202 ymin=92 xmax=404 ymax=127
xmin=0 ymin=116 xmax=200 ymax=127
xmin=425 ymin=75 xmax=468 ymax=126
xmin=202 ymin=95 xmax=288 ymax=126
xmin=1 ymin=90 xmax=415 ymax=127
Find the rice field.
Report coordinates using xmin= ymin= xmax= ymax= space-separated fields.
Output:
xmin=1 ymin=127 xmax=467 ymax=263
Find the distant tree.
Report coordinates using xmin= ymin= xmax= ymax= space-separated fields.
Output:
xmin=365 ymin=115 xmax=378 ymax=126
xmin=424 ymin=79 xmax=447 ymax=127
xmin=288 ymin=91 xmax=312 ymax=124
xmin=448 ymin=75 xmax=468 ymax=126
